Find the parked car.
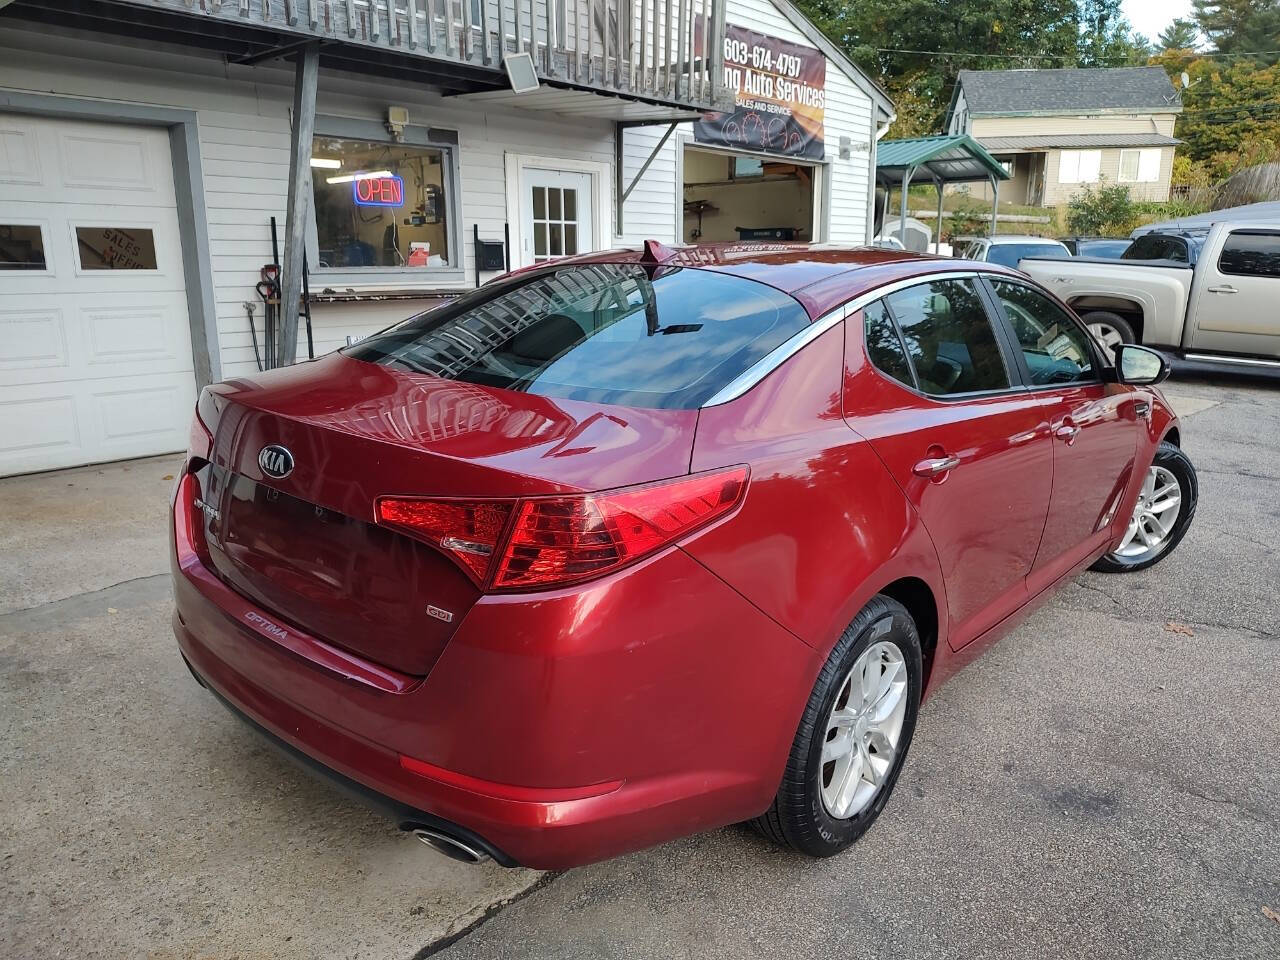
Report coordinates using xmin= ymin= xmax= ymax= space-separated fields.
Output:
xmin=1061 ymin=236 xmax=1132 ymax=258
xmin=959 ymin=234 xmax=1072 ymax=269
xmin=1020 ymin=221 xmax=1280 ymax=367
xmin=1120 ymin=230 xmax=1204 ymax=265
xmin=172 ymin=244 xmax=1194 ymax=870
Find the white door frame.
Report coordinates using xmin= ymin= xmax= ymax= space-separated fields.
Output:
xmin=674 ymin=139 xmax=828 ymax=244
xmin=504 ymin=153 xmax=612 ymax=268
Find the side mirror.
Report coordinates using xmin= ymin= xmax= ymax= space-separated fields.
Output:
xmin=1115 ymin=344 xmax=1170 ymax=385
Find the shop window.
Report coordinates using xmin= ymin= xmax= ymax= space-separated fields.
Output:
xmin=75 ymin=227 xmax=158 ymax=270
xmin=311 ymin=136 xmax=451 ymax=270
xmin=0 ymin=224 xmax=46 ymax=270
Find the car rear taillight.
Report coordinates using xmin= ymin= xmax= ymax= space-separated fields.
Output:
xmin=375 ymin=467 xmax=748 ymax=592
xmin=375 ymin=498 xmax=514 ymax=582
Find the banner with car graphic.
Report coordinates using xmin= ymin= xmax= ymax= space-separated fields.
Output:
xmin=694 ymin=24 xmax=826 ymax=160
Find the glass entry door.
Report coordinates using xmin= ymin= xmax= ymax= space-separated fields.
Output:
xmin=521 ymin=169 xmax=593 ymax=265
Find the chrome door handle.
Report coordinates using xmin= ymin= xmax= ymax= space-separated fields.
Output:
xmin=1054 ymin=424 xmax=1080 ymax=443
xmin=1134 ymin=400 xmax=1151 ymax=420
xmin=1207 ymin=284 xmax=1237 ymax=294
xmin=913 ymin=455 xmax=960 ymax=477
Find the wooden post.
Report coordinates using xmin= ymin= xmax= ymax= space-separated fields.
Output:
xmin=934 ymin=178 xmax=943 ymax=254
xmin=899 ymin=165 xmax=913 ymax=248
xmin=989 ymin=173 xmax=1000 ymax=237
xmin=278 ymin=42 xmax=320 ymax=368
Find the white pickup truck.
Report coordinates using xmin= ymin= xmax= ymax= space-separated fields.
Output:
xmin=1019 ymin=221 xmax=1280 ymax=374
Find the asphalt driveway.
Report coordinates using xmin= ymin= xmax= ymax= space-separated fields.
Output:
xmin=2 ymin=377 xmax=1277 ymax=959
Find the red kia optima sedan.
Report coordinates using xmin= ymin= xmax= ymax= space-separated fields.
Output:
xmin=172 ymin=243 xmax=1197 ymax=869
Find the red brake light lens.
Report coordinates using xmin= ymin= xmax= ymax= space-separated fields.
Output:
xmin=376 ymin=498 xmax=514 ymax=584
xmin=375 ymin=467 xmax=748 ymax=592
xmin=493 ymin=468 xmax=748 ymax=589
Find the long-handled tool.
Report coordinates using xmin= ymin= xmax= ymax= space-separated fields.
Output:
xmin=301 ymin=252 xmax=315 ymax=360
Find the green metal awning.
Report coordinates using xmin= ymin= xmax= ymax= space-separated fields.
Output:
xmin=875 ymin=134 xmax=1011 ymax=186
xmin=874 ymin=135 xmax=1012 ymax=250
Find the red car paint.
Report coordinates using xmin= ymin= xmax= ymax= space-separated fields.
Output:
xmin=172 ymin=244 xmax=1178 ymax=869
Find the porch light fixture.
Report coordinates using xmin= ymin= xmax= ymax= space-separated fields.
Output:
xmin=504 ymin=52 xmax=540 ymax=95
xmin=326 ymin=169 xmax=393 ymax=185
xmin=310 ymin=157 xmax=342 ymax=169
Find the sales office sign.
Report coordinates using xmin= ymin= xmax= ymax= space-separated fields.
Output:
xmin=694 ymin=24 xmax=826 ymax=159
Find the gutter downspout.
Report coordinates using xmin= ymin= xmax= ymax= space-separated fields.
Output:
xmin=867 ymin=111 xmax=894 ymax=243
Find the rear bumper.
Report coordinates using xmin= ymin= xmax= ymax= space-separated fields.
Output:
xmin=180 ymin=651 xmax=518 ymax=865
xmin=172 ymin=478 xmax=819 ymax=870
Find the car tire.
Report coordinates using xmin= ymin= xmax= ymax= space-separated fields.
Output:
xmin=1081 ymin=310 xmax=1136 ymax=354
xmin=1091 ymin=441 xmax=1198 ymax=574
xmin=753 ymin=595 xmax=922 ymax=857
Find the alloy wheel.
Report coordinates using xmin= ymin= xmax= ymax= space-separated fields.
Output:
xmin=1088 ymin=321 xmax=1125 ymax=353
xmin=1112 ymin=464 xmax=1182 ymax=560
xmin=820 ymin=640 xmax=908 ymax=820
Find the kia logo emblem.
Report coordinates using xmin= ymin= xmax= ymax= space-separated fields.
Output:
xmin=258 ymin=444 xmax=294 ymax=480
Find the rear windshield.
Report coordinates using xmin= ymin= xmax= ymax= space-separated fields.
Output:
xmin=1078 ymin=239 xmax=1131 ymax=258
xmin=1123 ymin=234 xmax=1189 ymax=262
xmin=345 ymin=263 xmax=810 ymax=409
xmin=986 ymin=243 xmax=1069 ymax=268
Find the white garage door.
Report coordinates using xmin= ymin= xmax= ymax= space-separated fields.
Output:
xmin=0 ymin=114 xmax=196 ymax=476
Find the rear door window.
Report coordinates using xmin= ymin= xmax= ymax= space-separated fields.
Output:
xmin=1217 ymin=230 xmax=1280 ymax=277
xmin=883 ymin=279 xmax=1011 ymax=396
xmin=345 ymin=263 xmax=811 ymax=409
xmin=863 ymin=300 xmax=915 ymax=389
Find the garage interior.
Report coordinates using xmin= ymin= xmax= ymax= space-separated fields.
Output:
xmin=681 ymin=145 xmax=816 ymax=244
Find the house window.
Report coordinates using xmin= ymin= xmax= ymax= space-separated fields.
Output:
xmin=1059 ymin=150 xmax=1102 ymax=185
xmin=311 ymin=136 xmax=451 ymax=270
xmin=1119 ymin=148 xmax=1161 ymax=183
xmin=996 ymin=156 xmax=1015 ymax=177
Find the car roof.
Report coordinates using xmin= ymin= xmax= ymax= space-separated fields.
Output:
xmin=540 ymin=242 xmax=1024 ymax=318
xmin=988 ymin=235 xmax=1068 ymax=244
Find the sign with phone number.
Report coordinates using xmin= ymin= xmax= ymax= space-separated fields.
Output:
xmin=694 ymin=24 xmax=825 ymax=159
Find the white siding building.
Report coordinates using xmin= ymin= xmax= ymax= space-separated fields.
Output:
xmin=0 ymin=0 xmax=891 ymax=475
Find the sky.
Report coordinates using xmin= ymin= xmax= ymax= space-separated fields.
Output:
xmin=1122 ymin=0 xmax=1194 ymax=43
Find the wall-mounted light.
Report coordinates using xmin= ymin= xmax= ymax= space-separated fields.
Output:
xmin=310 ymin=157 xmax=342 ymax=169
xmin=326 ymin=169 xmax=392 ymax=185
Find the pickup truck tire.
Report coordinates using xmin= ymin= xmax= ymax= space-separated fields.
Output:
xmin=1081 ymin=311 xmax=1135 ymax=353
xmin=1092 ymin=441 xmax=1198 ymax=573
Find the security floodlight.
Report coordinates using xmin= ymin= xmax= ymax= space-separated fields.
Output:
xmin=504 ymin=52 xmax=540 ymax=95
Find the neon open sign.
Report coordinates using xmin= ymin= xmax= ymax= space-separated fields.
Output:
xmin=352 ymin=175 xmax=405 ymax=207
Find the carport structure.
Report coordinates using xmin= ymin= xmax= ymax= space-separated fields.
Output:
xmin=875 ymin=134 xmax=1011 ymax=252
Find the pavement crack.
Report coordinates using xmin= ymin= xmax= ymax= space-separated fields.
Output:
xmin=0 ymin=573 xmax=172 ymax=631
xmin=1072 ymin=579 xmax=1123 ymax=606
xmin=410 ymin=871 xmax=560 ymax=959
xmin=1179 ymin=786 xmax=1274 ymax=827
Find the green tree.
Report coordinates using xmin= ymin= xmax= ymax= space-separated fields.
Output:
xmin=1158 ymin=18 xmax=1199 ymax=52
xmin=1078 ymin=0 xmax=1149 ymax=66
xmin=1165 ymin=56 xmax=1280 ymax=176
xmin=1192 ymin=0 xmax=1280 ymax=62
xmin=793 ymin=0 xmax=1151 ymax=136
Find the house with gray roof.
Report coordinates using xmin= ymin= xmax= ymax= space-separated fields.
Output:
xmin=945 ymin=67 xmax=1182 ymax=206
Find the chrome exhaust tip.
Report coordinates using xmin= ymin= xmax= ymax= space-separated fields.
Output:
xmin=411 ymin=827 xmax=489 ymax=864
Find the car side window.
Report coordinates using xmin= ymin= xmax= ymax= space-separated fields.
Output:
xmin=989 ymin=280 xmax=1097 ymax=386
xmin=863 ymin=299 xmax=915 ymax=389
xmin=884 ymin=279 xmax=1011 ymax=396
xmin=1217 ymin=231 xmax=1280 ymax=278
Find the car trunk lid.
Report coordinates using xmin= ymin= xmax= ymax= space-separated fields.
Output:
xmin=196 ymin=352 xmax=697 ymax=675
